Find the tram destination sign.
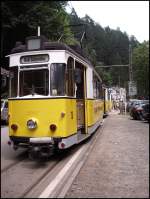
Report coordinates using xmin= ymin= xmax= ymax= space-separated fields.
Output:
xmin=128 ymin=81 xmax=137 ymax=96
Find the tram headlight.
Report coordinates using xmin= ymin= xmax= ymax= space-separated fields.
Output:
xmin=27 ymin=119 xmax=37 ymax=130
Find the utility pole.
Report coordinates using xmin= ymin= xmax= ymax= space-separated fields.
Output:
xmin=129 ymin=44 xmax=133 ymax=82
xmin=128 ymin=43 xmax=137 ymax=98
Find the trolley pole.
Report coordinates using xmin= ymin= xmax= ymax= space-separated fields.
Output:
xmin=128 ymin=43 xmax=137 ymax=99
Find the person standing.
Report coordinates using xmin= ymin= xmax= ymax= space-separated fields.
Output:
xmin=119 ymin=100 xmax=124 ymax=114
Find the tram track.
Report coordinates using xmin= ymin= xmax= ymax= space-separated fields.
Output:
xmin=23 ymin=144 xmax=87 ymax=198
xmin=1 ymin=151 xmax=28 ymax=173
xmin=1 ymin=145 xmax=80 ymax=198
xmin=19 ymin=159 xmax=60 ymax=198
xmin=25 ymin=124 xmax=104 ymax=198
xmin=2 ymin=123 xmax=104 ymax=198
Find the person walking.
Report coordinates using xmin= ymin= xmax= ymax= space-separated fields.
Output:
xmin=119 ymin=100 xmax=124 ymax=114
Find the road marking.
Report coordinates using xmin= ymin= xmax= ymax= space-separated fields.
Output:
xmin=39 ymin=146 xmax=85 ymax=198
xmin=57 ymin=124 xmax=104 ymax=198
xmin=57 ymin=159 xmax=84 ymax=198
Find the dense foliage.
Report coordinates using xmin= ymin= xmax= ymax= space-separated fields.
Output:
xmin=1 ymin=1 xmax=149 ymax=98
xmin=1 ymin=1 xmax=75 ymax=66
xmin=132 ymin=41 xmax=149 ymax=97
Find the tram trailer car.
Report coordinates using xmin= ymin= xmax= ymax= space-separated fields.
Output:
xmin=7 ymin=35 xmax=105 ymax=158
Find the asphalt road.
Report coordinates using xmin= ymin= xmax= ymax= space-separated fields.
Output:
xmin=1 ymin=126 xmax=27 ymax=171
xmin=65 ymin=111 xmax=149 ymax=198
xmin=1 ymin=112 xmax=149 ymax=198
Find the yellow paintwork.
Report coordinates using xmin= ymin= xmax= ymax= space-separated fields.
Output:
xmin=105 ymin=100 xmax=109 ymax=113
xmin=9 ymin=99 xmax=77 ymax=138
xmin=108 ymin=101 xmax=113 ymax=110
xmin=8 ymin=98 xmax=104 ymax=138
xmin=105 ymin=100 xmax=112 ymax=113
xmin=86 ymin=99 xmax=104 ymax=126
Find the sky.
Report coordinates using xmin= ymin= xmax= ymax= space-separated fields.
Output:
xmin=66 ymin=1 xmax=149 ymax=43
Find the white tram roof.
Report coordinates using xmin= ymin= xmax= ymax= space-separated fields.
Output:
xmin=6 ymin=36 xmax=102 ymax=82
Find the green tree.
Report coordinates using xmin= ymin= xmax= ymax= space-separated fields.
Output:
xmin=1 ymin=1 xmax=142 ymax=94
xmin=1 ymin=1 xmax=75 ymax=66
xmin=132 ymin=41 xmax=149 ymax=97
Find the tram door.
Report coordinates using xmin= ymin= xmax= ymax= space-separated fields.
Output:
xmin=75 ymin=62 xmax=87 ymax=134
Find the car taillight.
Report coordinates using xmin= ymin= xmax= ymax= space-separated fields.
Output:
xmin=136 ymin=108 xmax=143 ymax=111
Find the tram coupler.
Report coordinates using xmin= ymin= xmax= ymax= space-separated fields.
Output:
xmin=29 ymin=144 xmax=54 ymax=160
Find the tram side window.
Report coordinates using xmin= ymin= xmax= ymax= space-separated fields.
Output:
xmin=75 ymin=61 xmax=84 ymax=99
xmin=93 ymin=73 xmax=97 ymax=98
xmin=50 ymin=63 xmax=66 ymax=96
xmin=97 ymin=81 xmax=103 ymax=99
xmin=96 ymin=81 xmax=100 ymax=99
xmin=20 ymin=69 xmax=49 ymax=96
xmin=93 ymin=72 xmax=103 ymax=99
xmin=9 ymin=66 xmax=18 ymax=97
xmin=66 ymin=57 xmax=74 ymax=96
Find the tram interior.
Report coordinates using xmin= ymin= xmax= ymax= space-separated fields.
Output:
xmin=75 ymin=62 xmax=85 ymax=132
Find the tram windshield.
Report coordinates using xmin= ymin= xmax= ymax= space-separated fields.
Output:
xmin=9 ymin=66 xmax=18 ymax=97
xmin=20 ymin=69 xmax=49 ymax=96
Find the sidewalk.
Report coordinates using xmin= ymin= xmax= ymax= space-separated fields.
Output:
xmin=65 ymin=111 xmax=149 ymax=198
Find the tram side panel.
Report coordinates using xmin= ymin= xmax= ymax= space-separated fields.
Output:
xmin=86 ymin=99 xmax=104 ymax=127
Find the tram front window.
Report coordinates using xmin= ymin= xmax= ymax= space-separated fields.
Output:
xmin=20 ymin=69 xmax=49 ymax=96
xmin=50 ymin=63 xmax=66 ymax=96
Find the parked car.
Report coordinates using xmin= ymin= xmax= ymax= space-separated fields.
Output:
xmin=126 ymin=99 xmax=140 ymax=112
xmin=142 ymin=103 xmax=149 ymax=122
xmin=1 ymin=99 xmax=8 ymax=124
xmin=129 ymin=100 xmax=149 ymax=120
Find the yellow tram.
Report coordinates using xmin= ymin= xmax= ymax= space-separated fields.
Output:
xmin=7 ymin=35 xmax=106 ymax=158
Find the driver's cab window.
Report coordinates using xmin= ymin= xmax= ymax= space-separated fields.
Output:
xmin=66 ymin=57 xmax=74 ymax=96
xmin=50 ymin=63 xmax=66 ymax=96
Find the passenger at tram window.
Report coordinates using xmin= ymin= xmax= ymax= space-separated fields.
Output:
xmin=21 ymin=82 xmax=31 ymax=95
xmin=52 ymin=89 xmax=57 ymax=96
xmin=75 ymin=68 xmax=84 ymax=99
xmin=76 ymin=83 xmax=84 ymax=99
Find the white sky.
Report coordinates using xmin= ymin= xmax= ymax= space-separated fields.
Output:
xmin=66 ymin=1 xmax=149 ymax=43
